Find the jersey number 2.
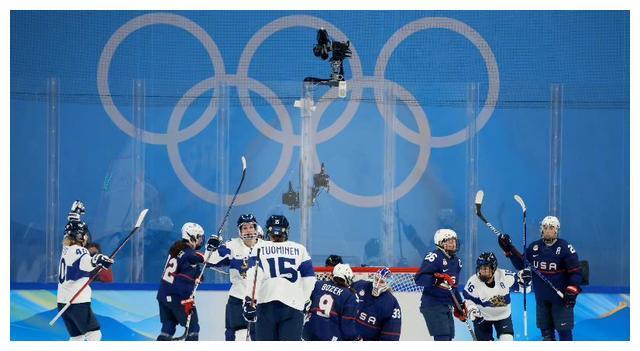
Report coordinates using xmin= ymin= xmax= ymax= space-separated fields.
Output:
xmin=162 ymin=257 xmax=178 ymax=284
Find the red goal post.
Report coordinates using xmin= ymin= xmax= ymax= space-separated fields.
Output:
xmin=314 ymin=266 xmax=423 ymax=293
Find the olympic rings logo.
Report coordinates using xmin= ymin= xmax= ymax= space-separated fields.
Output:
xmin=97 ymin=13 xmax=499 ymax=208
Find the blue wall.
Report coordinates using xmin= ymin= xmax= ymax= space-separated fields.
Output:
xmin=10 ymin=11 xmax=629 ymax=285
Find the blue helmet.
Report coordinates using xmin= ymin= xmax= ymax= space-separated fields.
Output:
xmin=266 ymin=214 xmax=289 ymax=241
xmin=64 ymin=220 xmax=90 ymax=244
xmin=476 ymin=252 xmax=498 ymax=273
xmin=237 ymin=214 xmax=258 ymax=241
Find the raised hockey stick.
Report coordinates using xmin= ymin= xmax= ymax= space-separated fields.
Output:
xmin=444 ymin=282 xmax=476 ymax=341
xmin=49 ymin=208 xmax=149 ymax=326
xmin=175 ymin=156 xmax=247 ymax=341
xmin=246 ymin=247 xmax=261 ymax=341
xmin=475 ymin=190 xmax=564 ymax=299
xmin=513 ymin=194 xmax=528 ymax=337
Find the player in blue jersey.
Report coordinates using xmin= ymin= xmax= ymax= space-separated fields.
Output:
xmin=156 ymin=222 xmax=205 ymax=341
xmin=204 ymin=213 xmax=264 ymax=341
xmin=414 ymin=229 xmax=467 ymax=341
xmin=303 ymin=263 xmax=358 ymax=341
xmin=497 ymin=215 xmax=582 ymax=341
xmin=243 ymin=214 xmax=316 ymax=341
xmin=352 ymin=267 xmax=402 ymax=341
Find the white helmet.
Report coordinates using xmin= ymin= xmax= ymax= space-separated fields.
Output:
xmin=540 ymin=216 xmax=560 ymax=233
xmin=181 ymin=222 xmax=204 ymax=244
xmin=434 ymin=228 xmax=458 ymax=247
xmin=332 ymin=263 xmax=354 ymax=286
xmin=434 ymin=228 xmax=458 ymax=256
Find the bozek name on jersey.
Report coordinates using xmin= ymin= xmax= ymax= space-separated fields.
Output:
xmin=262 ymin=245 xmax=300 ymax=256
xmin=321 ymin=283 xmax=344 ymax=296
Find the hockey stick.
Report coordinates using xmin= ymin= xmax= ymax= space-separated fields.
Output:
xmin=444 ymin=282 xmax=476 ymax=341
xmin=513 ymin=194 xmax=528 ymax=337
xmin=475 ymin=190 xmax=564 ymax=298
xmin=49 ymin=208 xmax=149 ymax=326
xmin=246 ymin=247 xmax=261 ymax=341
xmin=175 ymin=156 xmax=247 ymax=341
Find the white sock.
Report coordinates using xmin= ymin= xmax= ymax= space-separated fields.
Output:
xmin=84 ymin=330 xmax=102 ymax=341
xmin=69 ymin=335 xmax=85 ymax=341
xmin=499 ymin=333 xmax=514 ymax=341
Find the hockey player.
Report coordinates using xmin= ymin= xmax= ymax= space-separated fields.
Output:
xmin=325 ymin=254 xmax=343 ymax=267
xmin=497 ymin=215 xmax=582 ymax=341
xmin=156 ymin=222 xmax=205 ymax=341
xmin=351 ymin=267 xmax=402 ymax=341
xmin=414 ymin=229 xmax=466 ymax=341
xmin=462 ymin=252 xmax=531 ymax=341
xmin=57 ymin=219 xmax=114 ymax=341
xmin=242 ymin=214 xmax=316 ymax=341
xmin=303 ymin=263 xmax=358 ymax=341
xmin=204 ymin=214 xmax=263 ymax=341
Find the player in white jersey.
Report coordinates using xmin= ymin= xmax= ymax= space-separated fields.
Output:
xmin=242 ymin=214 xmax=316 ymax=340
xmin=462 ymin=252 xmax=531 ymax=341
xmin=204 ymin=213 xmax=264 ymax=340
xmin=57 ymin=202 xmax=114 ymax=341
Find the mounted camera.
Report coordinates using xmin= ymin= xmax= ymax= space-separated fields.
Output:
xmin=282 ymin=163 xmax=331 ymax=209
xmin=282 ymin=181 xmax=300 ymax=210
xmin=305 ymin=28 xmax=351 ymax=95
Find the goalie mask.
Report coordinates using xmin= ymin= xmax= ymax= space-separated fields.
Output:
xmin=181 ymin=222 xmax=204 ymax=249
xmin=476 ymin=252 xmax=498 ymax=282
xmin=64 ymin=220 xmax=90 ymax=246
xmin=434 ymin=228 xmax=458 ymax=257
xmin=540 ymin=215 xmax=560 ymax=245
xmin=372 ymin=267 xmax=392 ymax=297
xmin=266 ymin=215 xmax=289 ymax=242
xmin=237 ymin=214 xmax=258 ymax=243
xmin=332 ymin=263 xmax=354 ymax=287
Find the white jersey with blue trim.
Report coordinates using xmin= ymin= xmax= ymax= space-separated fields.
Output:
xmin=245 ymin=240 xmax=316 ymax=311
xmin=205 ymin=238 xmax=265 ymax=299
xmin=57 ymin=244 xmax=96 ymax=303
xmin=463 ymin=268 xmax=524 ymax=321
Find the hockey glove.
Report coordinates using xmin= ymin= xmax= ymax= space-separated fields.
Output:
xmin=243 ymin=296 xmax=257 ymax=323
xmin=181 ymin=298 xmax=194 ymax=315
xmin=206 ymin=235 xmax=223 ymax=251
xmin=518 ymin=268 xmax=533 ymax=286
xmin=467 ymin=304 xmax=483 ymax=323
xmin=91 ymin=254 xmax=114 ymax=269
xmin=67 ymin=211 xmax=81 ymax=222
xmin=433 ymin=272 xmax=455 ymax=289
xmin=453 ymin=304 xmax=468 ymax=322
xmin=498 ymin=234 xmax=514 ymax=254
xmin=70 ymin=200 xmax=85 ymax=215
xmin=563 ymin=285 xmax=580 ymax=308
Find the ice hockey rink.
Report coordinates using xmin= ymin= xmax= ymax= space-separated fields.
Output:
xmin=7 ymin=2 xmax=633 ymax=344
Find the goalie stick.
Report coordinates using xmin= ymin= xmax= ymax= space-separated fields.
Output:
xmin=174 ymin=156 xmax=247 ymax=341
xmin=49 ymin=208 xmax=149 ymax=326
xmin=474 ymin=190 xmax=565 ymax=299
xmin=513 ymin=194 xmax=528 ymax=337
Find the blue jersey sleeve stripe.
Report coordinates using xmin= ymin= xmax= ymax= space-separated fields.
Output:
xmin=298 ymin=259 xmax=315 ymax=277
